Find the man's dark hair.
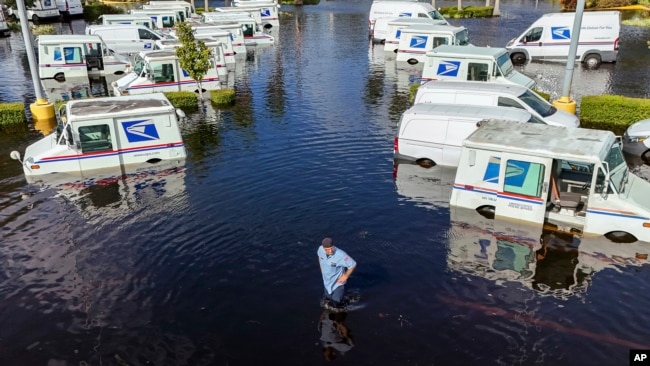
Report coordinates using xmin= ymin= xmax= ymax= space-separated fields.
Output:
xmin=322 ymin=237 xmax=333 ymax=248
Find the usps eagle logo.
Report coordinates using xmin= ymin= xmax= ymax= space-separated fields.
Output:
xmin=122 ymin=119 xmax=160 ymax=143
xmin=261 ymin=8 xmax=271 ymax=17
xmin=436 ymin=60 xmax=461 ymax=76
xmin=410 ymin=35 xmax=428 ymax=49
xmin=551 ymin=26 xmax=571 ymax=40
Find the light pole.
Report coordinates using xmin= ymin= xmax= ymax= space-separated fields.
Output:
xmin=551 ymin=0 xmax=585 ymax=115
xmin=16 ymin=0 xmax=55 ymax=122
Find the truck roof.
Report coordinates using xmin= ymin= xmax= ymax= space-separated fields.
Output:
xmin=405 ymin=103 xmax=532 ymax=122
xmin=400 ymin=24 xmax=464 ymax=34
xmin=37 ymin=34 xmax=104 ymax=44
xmin=539 ymin=10 xmax=620 ymax=19
xmin=387 ymin=17 xmax=443 ymax=25
xmin=427 ymin=45 xmax=507 ymax=58
xmin=418 ymin=80 xmax=528 ymax=95
xmin=463 ymin=120 xmax=613 ymax=161
xmin=67 ymin=94 xmax=174 ymax=119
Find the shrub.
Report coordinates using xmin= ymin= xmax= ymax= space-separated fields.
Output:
xmin=164 ymin=91 xmax=198 ymax=112
xmin=409 ymin=84 xmax=420 ymax=105
xmin=31 ymin=24 xmax=55 ymax=35
xmin=83 ymin=2 xmax=124 ymax=23
xmin=0 ymin=103 xmax=27 ymax=127
xmin=210 ymin=89 xmax=236 ymax=106
xmin=535 ymin=90 xmax=551 ymax=101
xmin=580 ymin=95 xmax=650 ymax=135
xmin=439 ymin=6 xmax=494 ymax=18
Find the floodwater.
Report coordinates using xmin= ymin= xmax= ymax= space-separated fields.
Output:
xmin=1 ymin=1 xmax=650 ymax=365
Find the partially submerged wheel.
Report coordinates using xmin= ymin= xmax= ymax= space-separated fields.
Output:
xmin=32 ymin=14 xmax=39 ymax=23
xmin=416 ymin=158 xmax=435 ymax=168
xmin=510 ymin=52 xmax=526 ymax=65
xmin=53 ymin=73 xmax=66 ymax=82
xmin=477 ymin=206 xmax=495 ymax=220
xmin=407 ymin=58 xmax=419 ymax=65
xmin=583 ymin=54 xmax=601 ymax=69
xmin=605 ymin=231 xmax=637 ymax=243
xmin=642 ymin=150 xmax=650 ymax=164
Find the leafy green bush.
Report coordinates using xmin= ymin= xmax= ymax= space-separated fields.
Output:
xmin=580 ymin=95 xmax=650 ymax=135
xmin=440 ymin=6 xmax=494 ymax=18
xmin=0 ymin=103 xmax=27 ymax=127
xmin=31 ymin=24 xmax=55 ymax=35
xmin=83 ymin=2 xmax=124 ymax=23
xmin=164 ymin=91 xmax=198 ymax=112
xmin=409 ymin=84 xmax=420 ymax=105
xmin=535 ymin=90 xmax=550 ymax=101
xmin=210 ymin=89 xmax=236 ymax=106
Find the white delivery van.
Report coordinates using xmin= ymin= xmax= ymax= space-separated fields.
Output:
xmin=152 ymin=38 xmax=229 ymax=81
xmin=129 ymin=9 xmax=180 ymax=31
xmin=9 ymin=93 xmax=187 ymax=178
xmin=421 ymin=45 xmax=536 ymax=89
xmin=147 ymin=1 xmax=195 ymax=19
xmin=201 ymin=11 xmax=262 ymax=32
xmin=0 ymin=7 xmax=10 ymax=37
xmin=450 ymin=120 xmax=650 ymax=243
xmin=414 ymin=81 xmax=579 ymax=128
xmin=100 ymin=14 xmax=158 ymax=30
xmin=37 ymin=34 xmax=131 ymax=80
xmin=7 ymin=0 xmax=60 ymax=22
xmin=396 ymin=24 xmax=469 ymax=65
xmin=369 ymin=0 xmax=448 ymax=44
xmin=142 ymin=4 xmax=187 ymax=22
xmin=86 ymin=24 xmax=172 ymax=55
xmin=56 ymin=0 xmax=83 ymax=18
xmin=384 ymin=17 xmax=448 ymax=53
xmin=192 ymin=17 xmax=273 ymax=46
xmin=221 ymin=3 xmax=280 ymax=29
xmin=394 ymin=104 xmax=534 ymax=167
xmin=111 ymin=50 xmax=222 ymax=95
xmin=505 ymin=11 xmax=620 ymax=68
xmin=157 ymin=32 xmax=236 ymax=68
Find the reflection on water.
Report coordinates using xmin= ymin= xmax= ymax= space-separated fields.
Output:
xmin=447 ymin=207 xmax=650 ymax=300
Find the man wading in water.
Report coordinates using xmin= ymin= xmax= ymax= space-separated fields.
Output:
xmin=317 ymin=237 xmax=357 ymax=310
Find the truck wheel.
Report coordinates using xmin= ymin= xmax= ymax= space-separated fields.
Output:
xmin=477 ymin=206 xmax=495 ymax=219
xmin=53 ymin=73 xmax=65 ymax=82
xmin=407 ymin=58 xmax=418 ymax=65
xmin=605 ymin=231 xmax=637 ymax=243
xmin=583 ymin=54 xmax=601 ymax=69
xmin=642 ymin=150 xmax=650 ymax=164
xmin=416 ymin=158 xmax=435 ymax=168
xmin=510 ymin=53 xmax=526 ymax=65
xmin=32 ymin=14 xmax=39 ymax=22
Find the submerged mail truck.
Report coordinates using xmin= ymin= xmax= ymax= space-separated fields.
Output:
xmin=384 ymin=17 xmax=450 ymax=53
xmin=369 ymin=0 xmax=448 ymax=43
xmin=394 ymin=104 xmax=534 ymax=167
xmin=396 ymin=24 xmax=469 ymax=65
xmin=421 ymin=45 xmax=536 ymax=89
xmin=450 ymin=120 xmax=650 ymax=243
xmin=505 ymin=11 xmax=620 ymax=68
xmin=9 ymin=93 xmax=187 ymax=178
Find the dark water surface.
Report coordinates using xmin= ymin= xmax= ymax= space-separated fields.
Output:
xmin=1 ymin=1 xmax=650 ymax=365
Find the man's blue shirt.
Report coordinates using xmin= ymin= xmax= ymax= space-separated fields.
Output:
xmin=317 ymin=247 xmax=356 ymax=294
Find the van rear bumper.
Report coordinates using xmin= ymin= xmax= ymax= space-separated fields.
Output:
xmin=598 ymin=50 xmax=618 ymax=63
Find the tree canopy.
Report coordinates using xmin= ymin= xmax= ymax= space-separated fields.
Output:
xmin=175 ymin=22 xmax=212 ymax=98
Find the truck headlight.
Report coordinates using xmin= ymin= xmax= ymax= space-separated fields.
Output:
xmin=627 ymin=136 xmax=647 ymax=143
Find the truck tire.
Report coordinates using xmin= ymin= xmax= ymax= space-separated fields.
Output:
xmin=583 ymin=54 xmax=601 ymax=69
xmin=642 ymin=150 xmax=650 ymax=163
xmin=605 ymin=231 xmax=637 ymax=243
xmin=407 ymin=58 xmax=418 ymax=65
xmin=510 ymin=52 xmax=526 ymax=65
xmin=54 ymin=73 xmax=65 ymax=82
xmin=477 ymin=206 xmax=495 ymax=219
xmin=32 ymin=14 xmax=39 ymax=22
xmin=416 ymin=158 xmax=435 ymax=168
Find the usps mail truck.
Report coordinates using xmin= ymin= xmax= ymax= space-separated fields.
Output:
xmin=369 ymin=0 xmax=448 ymax=44
xmin=505 ymin=11 xmax=620 ymax=68
xmin=395 ymin=24 xmax=469 ymax=65
xmin=421 ymin=45 xmax=536 ymax=89
xmin=384 ymin=17 xmax=449 ymax=53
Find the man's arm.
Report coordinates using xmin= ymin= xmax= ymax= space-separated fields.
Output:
xmin=337 ymin=264 xmax=356 ymax=283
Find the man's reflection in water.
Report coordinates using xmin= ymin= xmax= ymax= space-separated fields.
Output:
xmin=318 ymin=309 xmax=354 ymax=361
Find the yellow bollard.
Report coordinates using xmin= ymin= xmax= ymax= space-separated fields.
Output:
xmin=30 ymin=98 xmax=56 ymax=121
xmin=551 ymin=96 xmax=577 ymax=116
xmin=33 ymin=116 xmax=58 ymax=136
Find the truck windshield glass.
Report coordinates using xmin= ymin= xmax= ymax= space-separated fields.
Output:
xmin=519 ymin=89 xmax=556 ymax=117
xmin=496 ymin=52 xmax=514 ymax=76
xmin=133 ymin=55 xmax=146 ymax=76
xmin=454 ymin=29 xmax=470 ymax=46
xmin=605 ymin=144 xmax=627 ymax=192
xmin=427 ymin=9 xmax=446 ymax=21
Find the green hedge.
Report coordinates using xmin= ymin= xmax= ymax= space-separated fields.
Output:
xmin=83 ymin=2 xmax=125 ymax=23
xmin=439 ymin=6 xmax=494 ymax=18
xmin=0 ymin=103 xmax=27 ymax=127
xmin=164 ymin=91 xmax=198 ymax=112
xmin=210 ymin=89 xmax=236 ymax=106
xmin=579 ymin=95 xmax=650 ymax=136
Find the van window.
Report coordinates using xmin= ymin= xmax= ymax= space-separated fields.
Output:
xmin=498 ymin=97 xmax=526 ymax=110
xmin=433 ymin=37 xmax=447 ymax=48
xmin=84 ymin=43 xmax=102 ymax=57
xmin=495 ymin=52 xmax=514 ymax=77
xmin=518 ymin=89 xmax=555 ymax=117
xmin=595 ymin=168 xmax=613 ymax=194
xmin=468 ymin=63 xmax=488 ymax=81
xmin=154 ymin=63 xmax=175 ymax=83
xmin=78 ymin=124 xmax=112 ymax=153
xmin=454 ymin=29 xmax=470 ymax=46
xmin=523 ymin=27 xmax=543 ymax=43
xmin=242 ymin=23 xmax=254 ymax=37
xmin=139 ymin=28 xmax=161 ymax=40
xmin=427 ymin=9 xmax=446 ymax=21
xmin=504 ymin=160 xmax=545 ymax=198
xmin=417 ymin=13 xmax=428 ymax=18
